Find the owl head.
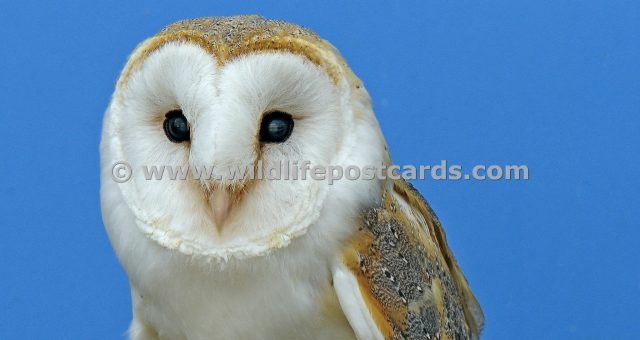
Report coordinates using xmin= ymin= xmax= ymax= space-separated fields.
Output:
xmin=101 ymin=16 xmax=388 ymax=261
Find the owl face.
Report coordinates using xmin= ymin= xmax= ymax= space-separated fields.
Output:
xmin=102 ymin=17 xmax=386 ymax=260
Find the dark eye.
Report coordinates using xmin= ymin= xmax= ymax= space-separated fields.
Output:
xmin=259 ymin=111 xmax=294 ymax=143
xmin=163 ymin=110 xmax=190 ymax=143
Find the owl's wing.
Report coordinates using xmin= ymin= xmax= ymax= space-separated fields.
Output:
xmin=332 ymin=179 xmax=483 ymax=340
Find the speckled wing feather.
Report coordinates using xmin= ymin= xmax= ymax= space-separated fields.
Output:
xmin=333 ymin=179 xmax=483 ymax=340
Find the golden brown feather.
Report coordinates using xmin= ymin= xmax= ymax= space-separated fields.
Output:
xmin=341 ymin=179 xmax=483 ymax=339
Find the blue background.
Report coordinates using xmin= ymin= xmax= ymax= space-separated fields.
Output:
xmin=1 ymin=1 xmax=638 ymax=339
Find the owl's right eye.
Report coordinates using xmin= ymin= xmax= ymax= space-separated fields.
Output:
xmin=163 ymin=110 xmax=190 ymax=143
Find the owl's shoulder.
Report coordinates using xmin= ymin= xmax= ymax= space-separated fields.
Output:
xmin=332 ymin=179 xmax=483 ymax=339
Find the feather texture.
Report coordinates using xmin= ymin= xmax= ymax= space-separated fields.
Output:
xmin=334 ymin=179 xmax=483 ymax=339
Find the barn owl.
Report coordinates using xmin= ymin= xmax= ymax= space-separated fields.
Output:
xmin=100 ymin=15 xmax=483 ymax=340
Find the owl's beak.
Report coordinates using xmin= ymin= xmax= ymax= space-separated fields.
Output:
xmin=208 ymin=188 xmax=232 ymax=232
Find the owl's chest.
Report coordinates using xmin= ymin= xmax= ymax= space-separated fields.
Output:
xmin=129 ymin=243 xmax=354 ymax=340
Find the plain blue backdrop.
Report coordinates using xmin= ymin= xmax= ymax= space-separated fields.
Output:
xmin=1 ymin=1 xmax=638 ymax=339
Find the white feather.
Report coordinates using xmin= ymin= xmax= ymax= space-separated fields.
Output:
xmin=101 ymin=41 xmax=386 ymax=339
xmin=332 ymin=261 xmax=385 ymax=340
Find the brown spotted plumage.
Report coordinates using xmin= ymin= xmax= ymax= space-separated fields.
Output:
xmin=118 ymin=15 xmax=352 ymax=88
xmin=341 ymin=179 xmax=484 ymax=339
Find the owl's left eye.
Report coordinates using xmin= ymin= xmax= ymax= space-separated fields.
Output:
xmin=259 ymin=111 xmax=294 ymax=143
xmin=163 ymin=110 xmax=190 ymax=143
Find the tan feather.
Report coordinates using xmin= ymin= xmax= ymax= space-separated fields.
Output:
xmin=339 ymin=178 xmax=483 ymax=339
